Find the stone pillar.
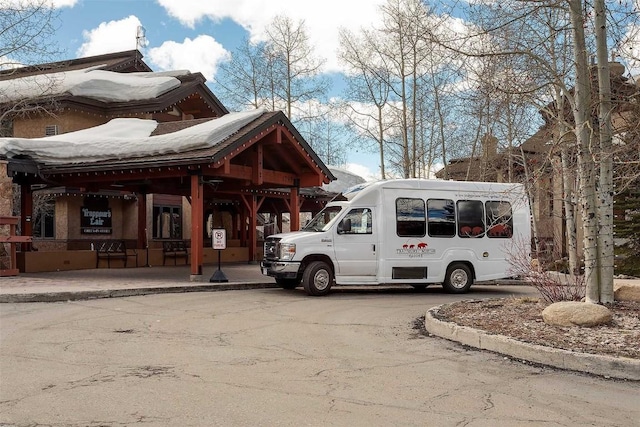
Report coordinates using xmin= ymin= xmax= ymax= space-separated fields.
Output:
xmin=0 ymin=162 xmax=12 ymax=217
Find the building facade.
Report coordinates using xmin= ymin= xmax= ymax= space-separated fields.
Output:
xmin=1 ymin=51 xmax=335 ymax=274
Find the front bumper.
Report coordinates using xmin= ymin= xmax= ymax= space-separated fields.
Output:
xmin=260 ymin=260 xmax=301 ymax=279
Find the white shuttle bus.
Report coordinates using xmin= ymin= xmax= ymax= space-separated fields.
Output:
xmin=261 ymin=179 xmax=531 ymax=296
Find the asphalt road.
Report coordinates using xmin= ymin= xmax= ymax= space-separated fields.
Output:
xmin=1 ymin=285 xmax=638 ymax=427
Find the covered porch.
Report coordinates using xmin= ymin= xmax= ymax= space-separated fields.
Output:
xmin=4 ymin=110 xmax=335 ymax=279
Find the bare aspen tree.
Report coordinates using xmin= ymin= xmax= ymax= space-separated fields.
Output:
xmin=0 ymin=0 xmax=61 ymax=71
xmin=1 ymin=0 xmax=63 ymax=126
xmin=375 ymin=0 xmax=433 ymax=178
xmin=340 ymin=0 xmax=459 ymax=179
xmin=568 ymin=0 xmax=604 ymax=303
xmin=0 ymin=0 xmax=64 ymax=254
xmin=593 ymin=0 xmax=614 ymax=303
xmin=214 ymin=38 xmax=270 ymax=111
xmin=307 ymin=105 xmax=349 ymax=167
xmin=338 ymin=28 xmax=392 ymax=179
xmin=265 ymin=15 xmax=328 ymax=121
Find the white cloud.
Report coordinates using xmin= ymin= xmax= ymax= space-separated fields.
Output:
xmin=76 ymin=15 xmax=142 ymax=57
xmin=147 ymin=35 xmax=230 ymax=81
xmin=156 ymin=0 xmax=386 ymax=73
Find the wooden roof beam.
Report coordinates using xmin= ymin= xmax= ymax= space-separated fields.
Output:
xmin=212 ymin=164 xmax=297 ymax=187
xmin=252 ymin=144 xmax=263 ymax=185
xmin=277 ymin=125 xmax=327 ymax=179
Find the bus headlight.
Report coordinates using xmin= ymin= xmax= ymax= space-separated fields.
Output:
xmin=278 ymin=243 xmax=296 ymax=260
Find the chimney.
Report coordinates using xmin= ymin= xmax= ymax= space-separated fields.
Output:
xmin=482 ymin=134 xmax=498 ymax=159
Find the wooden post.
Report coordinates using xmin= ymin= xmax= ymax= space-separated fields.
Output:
xmin=239 ymin=194 xmax=264 ymax=263
xmin=20 ymin=184 xmax=33 ymax=252
xmin=290 ymin=186 xmax=300 ymax=231
xmin=248 ymin=195 xmax=257 ymax=263
xmin=137 ymin=193 xmax=147 ymax=266
xmin=190 ymin=174 xmax=204 ymax=277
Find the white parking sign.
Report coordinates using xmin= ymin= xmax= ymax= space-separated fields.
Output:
xmin=212 ymin=229 xmax=226 ymax=250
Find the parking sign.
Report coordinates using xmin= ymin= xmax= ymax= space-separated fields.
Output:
xmin=212 ymin=229 xmax=226 ymax=250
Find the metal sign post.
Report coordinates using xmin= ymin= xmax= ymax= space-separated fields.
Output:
xmin=210 ymin=229 xmax=228 ymax=283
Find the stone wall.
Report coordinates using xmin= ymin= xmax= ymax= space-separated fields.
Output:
xmin=0 ymin=162 xmax=11 ymax=217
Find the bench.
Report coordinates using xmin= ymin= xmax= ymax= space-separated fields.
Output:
xmin=94 ymin=240 xmax=138 ymax=268
xmin=162 ymin=240 xmax=189 ymax=265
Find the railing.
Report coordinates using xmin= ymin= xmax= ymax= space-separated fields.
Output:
xmin=0 ymin=216 xmax=32 ymax=276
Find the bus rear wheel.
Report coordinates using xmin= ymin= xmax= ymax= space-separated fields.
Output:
xmin=443 ymin=263 xmax=472 ymax=294
xmin=302 ymin=261 xmax=333 ymax=296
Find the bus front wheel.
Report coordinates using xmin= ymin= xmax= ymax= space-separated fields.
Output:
xmin=302 ymin=261 xmax=333 ymax=296
xmin=443 ymin=263 xmax=472 ymax=294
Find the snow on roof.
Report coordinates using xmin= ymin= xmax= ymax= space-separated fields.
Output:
xmin=322 ymin=166 xmax=366 ymax=193
xmin=0 ymin=66 xmax=189 ymax=103
xmin=0 ymin=109 xmax=265 ymax=164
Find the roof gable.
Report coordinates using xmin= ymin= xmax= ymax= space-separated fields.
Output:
xmin=0 ymin=50 xmax=150 ymax=81
xmin=0 ymin=50 xmax=228 ymax=117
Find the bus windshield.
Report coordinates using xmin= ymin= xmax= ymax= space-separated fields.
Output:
xmin=303 ymin=205 xmax=344 ymax=232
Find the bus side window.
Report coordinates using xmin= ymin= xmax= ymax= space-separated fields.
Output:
xmin=457 ymin=200 xmax=484 ymax=237
xmin=486 ymin=201 xmax=513 ymax=238
xmin=427 ymin=199 xmax=455 ymax=237
xmin=396 ymin=198 xmax=425 ymax=237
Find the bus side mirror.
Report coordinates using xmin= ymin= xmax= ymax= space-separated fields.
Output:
xmin=338 ymin=218 xmax=351 ymax=234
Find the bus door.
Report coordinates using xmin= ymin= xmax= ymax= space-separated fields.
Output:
xmin=333 ymin=207 xmax=377 ymax=278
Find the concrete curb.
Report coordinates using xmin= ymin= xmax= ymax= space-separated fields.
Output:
xmin=424 ymin=304 xmax=640 ymax=381
xmin=0 ymin=282 xmax=279 ymax=303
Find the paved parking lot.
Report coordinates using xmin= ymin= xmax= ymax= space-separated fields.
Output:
xmin=2 ymin=284 xmax=638 ymax=426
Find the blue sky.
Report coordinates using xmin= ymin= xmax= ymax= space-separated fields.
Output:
xmin=11 ymin=1 xmax=640 ymax=181
xmin=39 ymin=0 xmax=393 ymax=180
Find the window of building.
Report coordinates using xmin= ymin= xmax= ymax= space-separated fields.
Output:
xmin=33 ymin=198 xmax=55 ymax=239
xmin=45 ymin=125 xmax=59 ymax=136
xmin=427 ymin=199 xmax=455 ymax=237
xmin=153 ymin=205 xmax=182 ymax=239
xmin=396 ymin=198 xmax=425 ymax=237
xmin=338 ymin=208 xmax=372 ymax=234
xmin=457 ymin=200 xmax=484 ymax=237
xmin=486 ymin=201 xmax=513 ymax=238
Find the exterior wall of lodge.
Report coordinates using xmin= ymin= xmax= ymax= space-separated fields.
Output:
xmin=30 ymin=194 xmax=198 ymax=251
xmin=32 ymin=194 xmax=139 ymax=251
xmin=12 ymin=109 xmax=160 ymax=139
xmin=12 ymin=110 xmax=113 ymax=138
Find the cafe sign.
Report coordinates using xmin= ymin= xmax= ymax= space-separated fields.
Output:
xmin=81 ymin=207 xmax=112 ymax=234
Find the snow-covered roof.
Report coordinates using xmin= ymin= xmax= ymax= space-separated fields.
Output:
xmin=322 ymin=166 xmax=366 ymax=193
xmin=0 ymin=66 xmax=189 ymax=104
xmin=0 ymin=109 xmax=266 ymax=164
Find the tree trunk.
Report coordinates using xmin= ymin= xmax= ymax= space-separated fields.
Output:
xmin=560 ymin=139 xmax=579 ymax=275
xmin=556 ymin=89 xmax=579 ymax=276
xmin=594 ymin=0 xmax=614 ymax=304
xmin=569 ymin=0 xmax=601 ymax=303
xmin=378 ymin=105 xmax=386 ymax=179
xmin=520 ymin=147 xmax=540 ymax=256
